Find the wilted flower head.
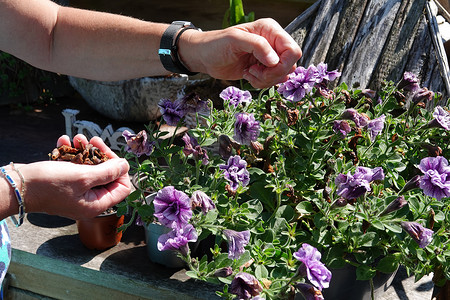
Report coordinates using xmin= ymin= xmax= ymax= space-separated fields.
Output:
xmin=277 ymin=65 xmax=317 ymax=102
xmin=379 ymin=196 xmax=407 ymax=217
xmin=335 ymin=166 xmax=384 ymax=200
xmin=427 ymin=106 xmax=450 ymax=130
xmin=412 ymin=87 xmax=434 ymax=105
xmin=122 ymin=130 xmax=154 ymax=157
xmin=361 ymin=89 xmax=376 ymax=99
xmin=153 ymin=186 xmax=192 ymax=228
xmin=234 ymin=112 xmax=260 ymax=146
xmin=220 ymin=86 xmax=252 ymax=107
xmin=214 ymin=267 xmax=233 ymax=278
xmin=332 ymin=120 xmax=351 ymax=137
xmin=178 ymin=93 xmax=209 ymax=114
xmin=223 ymin=229 xmax=250 ymax=260
xmin=398 ymin=71 xmax=420 ymax=93
xmin=182 ymin=133 xmax=209 ymax=165
xmin=220 ymin=155 xmax=250 ymax=191
xmin=295 ymin=283 xmax=324 ymax=300
xmin=294 ymin=244 xmax=331 ymax=291
xmin=401 ymin=221 xmax=433 ymax=248
xmin=229 ymin=272 xmax=263 ymax=300
xmin=367 ymin=114 xmax=385 ymax=142
xmin=191 ymin=190 xmax=215 ymax=214
xmin=158 ymin=98 xmax=185 ymax=126
xmin=157 ymin=224 xmax=198 ymax=256
xmin=418 ymin=156 xmax=450 ymax=201
xmin=340 ymin=108 xmax=369 ymax=127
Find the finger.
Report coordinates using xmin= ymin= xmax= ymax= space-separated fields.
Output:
xmin=89 ymin=136 xmax=119 ymax=159
xmin=72 ymin=134 xmax=89 ymax=148
xmin=56 ymin=135 xmax=71 ymax=147
xmin=233 ymin=33 xmax=280 ymax=68
xmin=83 ymin=158 xmax=130 ymax=188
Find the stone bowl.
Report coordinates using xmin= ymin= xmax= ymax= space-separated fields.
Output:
xmin=68 ymin=75 xmax=189 ymax=122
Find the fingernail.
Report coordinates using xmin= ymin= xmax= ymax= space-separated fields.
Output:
xmin=267 ymin=51 xmax=280 ymax=65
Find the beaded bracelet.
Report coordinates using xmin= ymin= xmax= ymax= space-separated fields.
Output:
xmin=1 ymin=163 xmax=25 ymax=227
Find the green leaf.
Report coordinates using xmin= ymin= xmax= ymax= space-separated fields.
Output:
xmin=255 ymin=264 xmax=269 ymax=279
xmin=356 ymin=265 xmax=376 ymax=280
xmin=296 ymin=201 xmax=314 ymax=214
xmin=376 ymin=254 xmax=400 ymax=273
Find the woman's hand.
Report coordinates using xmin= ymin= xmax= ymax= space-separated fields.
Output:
xmin=19 ymin=134 xmax=131 ymax=220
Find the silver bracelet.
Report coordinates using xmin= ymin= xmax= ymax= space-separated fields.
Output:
xmin=1 ymin=163 xmax=25 ymax=227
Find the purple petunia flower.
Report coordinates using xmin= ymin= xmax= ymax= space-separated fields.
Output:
xmin=401 ymin=221 xmax=433 ymax=248
xmin=428 ymin=106 xmax=450 ymax=130
xmin=295 ymin=282 xmax=325 ymax=300
xmin=367 ymin=114 xmax=385 ymax=142
xmin=294 ymin=244 xmax=332 ymax=291
xmin=277 ymin=65 xmax=318 ymax=102
xmin=220 ymin=86 xmax=252 ymax=107
xmin=418 ymin=156 xmax=450 ymax=201
xmin=191 ymin=190 xmax=215 ymax=214
xmin=335 ymin=166 xmax=385 ymax=200
xmin=182 ymin=133 xmax=209 ymax=165
xmin=234 ymin=113 xmax=260 ymax=146
xmin=332 ymin=120 xmax=351 ymax=137
xmin=157 ymin=224 xmax=198 ymax=256
xmin=223 ymin=229 xmax=250 ymax=260
xmin=158 ymin=98 xmax=186 ymax=126
xmin=314 ymin=63 xmax=341 ymax=83
xmin=229 ymin=272 xmax=263 ymax=300
xmin=220 ymin=155 xmax=250 ymax=191
xmin=153 ymin=186 xmax=192 ymax=228
xmin=398 ymin=72 xmax=420 ymax=93
xmin=340 ymin=108 xmax=369 ymax=128
xmin=122 ymin=130 xmax=154 ymax=157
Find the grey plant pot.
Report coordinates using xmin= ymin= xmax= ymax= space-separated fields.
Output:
xmin=68 ymin=75 xmax=189 ymax=122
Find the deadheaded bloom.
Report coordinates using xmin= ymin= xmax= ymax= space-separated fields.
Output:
xmin=223 ymin=229 xmax=250 ymax=260
xmin=294 ymin=244 xmax=331 ymax=291
xmin=182 ymin=133 xmax=209 ymax=165
xmin=379 ymin=196 xmax=407 ymax=217
xmin=335 ymin=166 xmax=384 ymax=200
xmin=367 ymin=114 xmax=385 ymax=142
xmin=158 ymin=98 xmax=185 ymax=126
xmin=122 ymin=130 xmax=154 ymax=157
xmin=191 ymin=190 xmax=215 ymax=214
xmin=153 ymin=186 xmax=192 ymax=228
xmin=427 ymin=106 xmax=450 ymax=130
xmin=332 ymin=120 xmax=351 ymax=137
xmin=401 ymin=221 xmax=433 ymax=248
xmin=157 ymin=224 xmax=198 ymax=256
xmin=220 ymin=86 xmax=252 ymax=107
xmin=220 ymin=155 xmax=250 ymax=191
xmin=295 ymin=283 xmax=324 ymax=300
xmin=234 ymin=112 xmax=260 ymax=146
xmin=229 ymin=272 xmax=263 ymax=300
xmin=277 ymin=65 xmax=317 ymax=102
xmin=418 ymin=156 xmax=450 ymax=201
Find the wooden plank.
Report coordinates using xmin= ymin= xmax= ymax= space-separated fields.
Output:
xmin=7 ymin=249 xmax=219 ymax=300
xmin=340 ymin=0 xmax=402 ymax=88
xmin=369 ymin=0 xmax=427 ymax=89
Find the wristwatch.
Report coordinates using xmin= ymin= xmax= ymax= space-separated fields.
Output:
xmin=158 ymin=21 xmax=201 ymax=75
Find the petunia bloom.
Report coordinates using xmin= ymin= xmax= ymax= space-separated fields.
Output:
xmin=122 ymin=130 xmax=154 ymax=157
xmin=191 ymin=190 xmax=215 ymax=214
xmin=157 ymin=224 xmax=198 ymax=256
xmin=335 ymin=166 xmax=384 ymax=200
xmin=367 ymin=114 xmax=385 ymax=142
xmin=427 ymin=106 xmax=450 ymax=130
xmin=234 ymin=113 xmax=260 ymax=146
xmin=314 ymin=63 xmax=341 ymax=83
xmin=294 ymin=244 xmax=332 ymax=291
xmin=401 ymin=221 xmax=433 ymax=248
xmin=153 ymin=186 xmax=192 ymax=228
xmin=277 ymin=65 xmax=318 ymax=102
xmin=295 ymin=283 xmax=325 ymax=300
xmin=332 ymin=120 xmax=351 ymax=137
xmin=158 ymin=98 xmax=185 ymax=126
xmin=229 ymin=272 xmax=263 ymax=300
xmin=220 ymin=86 xmax=252 ymax=107
xmin=398 ymin=71 xmax=420 ymax=93
xmin=220 ymin=155 xmax=250 ymax=191
xmin=223 ymin=229 xmax=250 ymax=260
xmin=418 ymin=156 xmax=450 ymax=201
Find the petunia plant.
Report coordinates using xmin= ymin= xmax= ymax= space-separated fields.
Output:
xmin=120 ymin=64 xmax=450 ymax=299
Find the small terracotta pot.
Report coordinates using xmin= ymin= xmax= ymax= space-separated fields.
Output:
xmin=76 ymin=212 xmax=124 ymax=250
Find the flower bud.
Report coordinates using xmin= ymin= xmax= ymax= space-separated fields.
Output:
xmin=399 ymin=175 xmax=421 ymax=194
xmin=214 ymin=267 xmax=233 ymax=278
xmin=379 ymin=196 xmax=407 ymax=217
xmin=401 ymin=221 xmax=433 ymax=248
xmin=331 ymin=198 xmax=348 ymax=208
